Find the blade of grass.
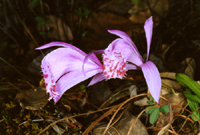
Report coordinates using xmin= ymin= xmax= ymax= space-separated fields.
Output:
xmin=0 ymin=57 xmax=28 ymax=80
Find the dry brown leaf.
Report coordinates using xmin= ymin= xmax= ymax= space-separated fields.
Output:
xmin=155 ymin=72 xmax=187 ymax=128
xmin=129 ymin=10 xmax=151 ymax=24
xmin=87 ymin=12 xmax=133 ymax=35
xmin=98 ymin=0 xmax=133 ymax=16
xmin=129 ymin=85 xmax=138 ymax=97
xmin=160 ymin=72 xmax=182 ymax=95
xmin=92 ymin=111 xmax=149 ymax=135
xmin=38 ymin=15 xmax=74 ymax=41
xmin=84 ymin=12 xmax=143 ymax=52
xmin=51 ymin=124 xmax=65 ymax=135
xmin=15 ymin=87 xmax=48 ymax=110
xmin=128 ymin=0 xmax=169 ymax=24
xmin=157 ymin=105 xmax=173 ymax=135
xmin=134 ymin=97 xmax=149 ymax=106
xmin=183 ymin=57 xmax=196 ymax=79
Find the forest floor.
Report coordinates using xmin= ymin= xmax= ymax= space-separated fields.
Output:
xmin=0 ymin=0 xmax=200 ymax=134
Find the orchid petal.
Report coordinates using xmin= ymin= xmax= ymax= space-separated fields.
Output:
xmin=144 ymin=16 xmax=153 ymax=61
xmin=108 ymin=30 xmax=143 ymax=60
xmin=54 ymin=68 xmax=103 ymax=103
xmin=87 ymin=73 xmax=106 ymax=87
xmin=82 ymin=50 xmax=104 ymax=75
xmin=43 ymin=48 xmax=98 ymax=81
xmin=126 ymin=63 xmax=138 ymax=70
xmin=108 ymin=30 xmax=136 ymax=49
xmin=41 ymin=47 xmax=102 ymax=101
xmin=41 ymin=57 xmax=58 ymax=100
xmin=88 ymin=50 xmax=104 ymax=66
xmin=141 ymin=61 xmax=161 ymax=103
xmin=36 ymin=42 xmax=86 ymax=56
xmin=106 ymin=38 xmax=143 ymax=66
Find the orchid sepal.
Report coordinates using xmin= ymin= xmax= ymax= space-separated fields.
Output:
xmin=141 ymin=61 xmax=161 ymax=103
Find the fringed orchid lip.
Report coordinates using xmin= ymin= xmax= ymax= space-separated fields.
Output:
xmin=36 ymin=42 xmax=104 ymax=104
xmin=102 ymin=49 xmax=126 ymax=79
xmin=41 ymin=58 xmax=59 ymax=100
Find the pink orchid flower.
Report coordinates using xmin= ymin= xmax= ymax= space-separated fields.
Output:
xmin=101 ymin=16 xmax=161 ymax=103
xmin=36 ymin=16 xmax=161 ymax=104
xmin=36 ymin=42 xmax=104 ymax=103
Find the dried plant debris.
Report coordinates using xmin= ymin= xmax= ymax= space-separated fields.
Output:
xmin=89 ymin=81 xmax=112 ymax=106
xmin=15 ymin=87 xmax=49 ymax=111
xmin=183 ymin=57 xmax=196 ymax=79
xmin=128 ymin=0 xmax=169 ymax=24
xmin=156 ymin=72 xmax=187 ymax=128
xmin=92 ymin=111 xmax=148 ymax=135
xmin=37 ymin=15 xmax=74 ymax=41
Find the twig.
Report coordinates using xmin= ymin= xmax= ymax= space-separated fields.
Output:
xmin=157 ymin=104 xmax=173 ymax=135
xmin=38 ymin=104 xmax=122 ymax=135
xmin=0 ymin=23 xmax=18 ymax=45
xmin=21 ymin=119 xmax=54 ymax=125
xmin=0 ymin=119 xmax=5 ymax=122
xmin=0 ymin=57 xmax=28 ymax=80
xmin=127 ymin=104 xmax=160 ymax=135
xmin=15 ymin=11 xmax=44 ymax=57
xmin=102 ymin=93 xmax=149 ymax=135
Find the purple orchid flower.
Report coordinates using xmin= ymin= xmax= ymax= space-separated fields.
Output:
xmin=101 ymin=16 xmax=161 ymax=103
xmin=36 ymin=42 xmax=104 ymax=103
xmin=36 ymin=16 xmax=161 ymax=104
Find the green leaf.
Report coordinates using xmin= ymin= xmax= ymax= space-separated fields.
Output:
xmin=75 ymin=8 xmax=83 ymax=17
xmin=150 ymin=107 xmax=159 ymax=124
xmin=0 ymin=86 xmax=6 ymax=91
xmin=147 ymin=101 xmax=154 ymax=105
xmin=35 ymin=16 xmax=45 ymax=22
xmin=83 ymin=8 xmax=92 ymax=18
xmin=38 ymin=19 xmax=52 ymax=28
xmin=184 ymin=89 xmax=200 ymax=104
xmin=39 ymin=32 xmax=46 ymax=35
xmin=9 ymin=44 xmax=18 ymax=49
xmin=29 ymin=0 xmax=39 ymax=11
xmin=38 ymin=23 xmax=45 ymax=28
xmin=147 ymin=95 xmax=154 ymax=105
xmin=80 ymin=84 xmax=86 ymax=92
xmin=146 ymin=106 xmax=157 ymax=114
xmin=160 ymin=105 xmax=169 ymax=113
xmin=176 ymin=73 xmax=200 ymax=98
xmin=187 ymin=98 xmax=200 ymax=121
xmin=45 ymin=19 xmax=52 ymax=24
xmin=82 ymin=31 xmax=88 ymax=37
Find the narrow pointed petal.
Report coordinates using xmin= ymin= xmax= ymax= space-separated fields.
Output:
xmin=141 ymin=61 xmax=161 ymax=103
xmin=53 ymin=68 xmax=103 ymax=103
xmin=108 ymin=30 xmax=142 ymax=59
xmin=126 ymin=63 xmax=138 ymax=70
xmin=83 ymin=50 xmax=104 ymax=71
xmin=144 ymin=16 xmax=153 ymax=61
xmin=82 ymin=50 xmax=104 ymax=75
xmin=108 ymin=30 xmax=134 ymax=45
xmin=88 ymin=50 xmax=104 ymax=66
xmin=36 ymin=42 xmax=86 ymax=56
xmin=88 ymin=73 xmax=106 ymax=86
